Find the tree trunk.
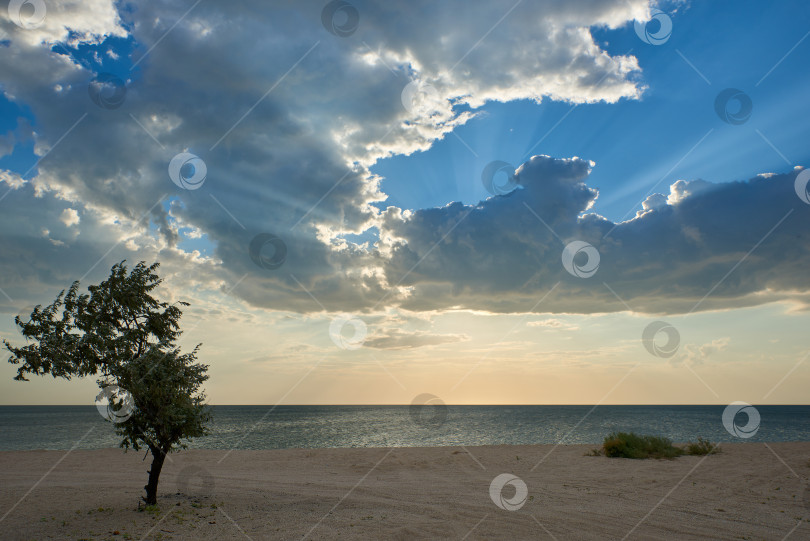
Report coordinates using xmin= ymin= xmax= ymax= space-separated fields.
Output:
xmin=143 ymin=448 xmax=166 ymax=505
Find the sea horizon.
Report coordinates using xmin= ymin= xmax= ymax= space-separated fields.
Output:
xmin=3 ymin=404 xmax=809 ymax=452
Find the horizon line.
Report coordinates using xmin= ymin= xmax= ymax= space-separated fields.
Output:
xmin=2 ymin=403 xmax=809 ymax=407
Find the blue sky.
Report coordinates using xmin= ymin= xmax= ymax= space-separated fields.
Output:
xmin=374 ymin=0 xmax=810 ymax=222
xmin=1 ymin=0 xmax=809 ymax=405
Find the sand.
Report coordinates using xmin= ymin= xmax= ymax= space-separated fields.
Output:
xmin=0 ymin=443 xmax=808 ymax=540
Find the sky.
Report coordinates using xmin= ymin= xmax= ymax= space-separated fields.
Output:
xmin=1 ymin=0 xmax=809 ymax=405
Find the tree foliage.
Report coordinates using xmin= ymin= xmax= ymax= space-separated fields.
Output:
xmin=4 ymin=261 xmax=210 ymax=504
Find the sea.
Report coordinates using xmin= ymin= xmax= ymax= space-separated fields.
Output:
xmin=1 ymin=405 xmax=809 ymax=451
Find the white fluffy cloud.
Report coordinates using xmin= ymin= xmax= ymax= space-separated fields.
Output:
xmin=59 ymin=207 xmax=79 ymax=226
xmin=0 ymin=0 xmax=125 ymax=47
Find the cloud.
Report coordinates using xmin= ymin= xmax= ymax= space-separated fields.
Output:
xmin=364 ymin=328 xmax=468 ymax=350
xmin=0 ymin=0 xmax=125 ymax=47
xmin=0 ymin=0 xmax=651 ymax=315
xmin=675 ymin=337 xmax=731 ymax=366
xmin=527 ymin=319 xmax=580 ymax=331
xmin=5 ymin=1 xmax=808 ymax=320
xmin=0 ymin=170 xmax=25 ymax=189
xmin=378 ymin=159 xmax=810 ymax=315
xmin=59 ymin=208 xmax=79 ymax=227
xmin=0 ymin=131 xmax=14 ymax=158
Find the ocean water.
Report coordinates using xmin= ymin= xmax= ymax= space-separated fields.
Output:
xmin=0 ymin=405 xmax=809 ymax=451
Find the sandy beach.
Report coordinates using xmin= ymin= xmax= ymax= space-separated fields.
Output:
xmin=0 ymin=443 xmax=808 ymax=540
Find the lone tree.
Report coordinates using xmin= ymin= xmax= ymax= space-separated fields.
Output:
xmin=4 ymin=261 xmax=210 ymax=505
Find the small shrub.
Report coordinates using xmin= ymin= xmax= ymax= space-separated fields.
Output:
xmin=684 ymin=437 xmax=720 ymax=456
xmin=601 ymin=432 xmax=683 ymax=459
xmin=596 ymin=432 xmax=721 ymax=459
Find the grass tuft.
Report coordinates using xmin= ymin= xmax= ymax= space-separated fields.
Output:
xmin=684 ymin=436 xmax=721 ymax=456
xmin=602 ymin=432 xmax=683 ymax=459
